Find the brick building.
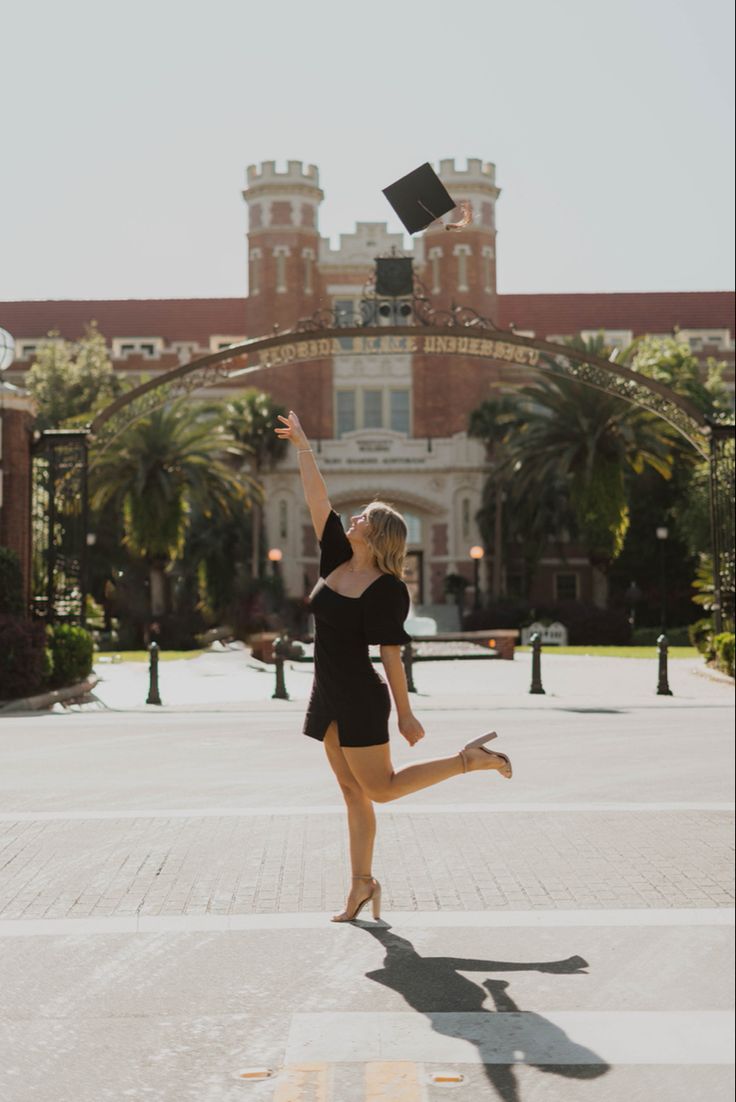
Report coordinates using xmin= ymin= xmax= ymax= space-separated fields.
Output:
xmin=0 ymin=382 xmax=35 ymax=605
xmin=1 ymin=158 xmax=734 ymax=613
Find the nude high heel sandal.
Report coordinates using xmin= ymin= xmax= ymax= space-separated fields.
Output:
xmin=459 ymin=731 xmax=512 ymax=778
xmin=331 ymin=875 xmax=382 ymax=922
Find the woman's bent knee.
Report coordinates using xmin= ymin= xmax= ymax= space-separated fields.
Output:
xmin=366 ymin=787 xmax=394 ymax=804
xmin=340 ymin=781 xmax=371 ymax=804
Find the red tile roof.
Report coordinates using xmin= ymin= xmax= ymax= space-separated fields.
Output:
xmin=1 ymin=290 xmax=733 ymax=343
xmin=497 ymin=291 xmax=735 ymax=336
xmin=0 ymin=298 xmax=249 ymax=343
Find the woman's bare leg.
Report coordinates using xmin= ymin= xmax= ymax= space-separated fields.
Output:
xmin=343 ymin=741 xmax=508 ymax=804
xmin=324 ymin=724 xmax=380 ymax=918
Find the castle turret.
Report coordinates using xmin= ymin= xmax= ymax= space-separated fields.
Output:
xmin=421 ymin=158 xmax=500 ymax=321
xmin=242 ymin=161 xmax=324 ymax=336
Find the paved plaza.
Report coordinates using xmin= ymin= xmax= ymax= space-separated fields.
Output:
xmin=0 ymin=649 xmax=733 ymax=1101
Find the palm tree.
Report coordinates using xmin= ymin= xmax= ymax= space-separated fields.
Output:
xmin=470 ymin=395 xmax=578 ymax=597
xmin=91 ymin=399 xmax=248 ymax=616
xmin=470 ymin=337 xmax=677 ymax=595
xmin=225 ymin=390 xmax=288 ymax=578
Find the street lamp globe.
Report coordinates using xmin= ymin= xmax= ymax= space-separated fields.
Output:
xmin=469 ymin=545 xmax=484 ymax=560
xmin=268 ymin=548 xmax=283 ymax=563
xmin=656 ymin=527 xmax=669 ymax=541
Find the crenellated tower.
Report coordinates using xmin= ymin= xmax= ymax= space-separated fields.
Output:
xmin=242 ymin=161 xmax=324 ymax=336
xmin=420 ymin=158 xmax=500 ymax=321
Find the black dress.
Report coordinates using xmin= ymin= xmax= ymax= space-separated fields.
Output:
xmin=303 ymin=509 xmax=412 ymax=748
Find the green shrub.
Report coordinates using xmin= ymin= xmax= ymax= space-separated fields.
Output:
xmin=0 ymin=615 xmax=46 ymax=700
xmin=47 ymin=623 xmax=94 ymax=688
xmin=688 ymin=618 xmax=714 ymax=657
xmin=41 ymin=644 xmax=54 ymax=686
xmin=0 ymin=547 xmax=24 ymax=616
xmin=714 ymin=632 xmax=735 ymax=677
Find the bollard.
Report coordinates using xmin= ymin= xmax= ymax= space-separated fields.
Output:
xmin=402 ymin=642 xmax=417 ymax=694
xmin=529 ymin=632 xmax=545 ymax=695
xmin=272 ymin=634 xmax=290 ymax=700
xmin=656 ymin=633 xmax=673 ymax=696
xmin=146 ymin=641 xmax=162 ymax=705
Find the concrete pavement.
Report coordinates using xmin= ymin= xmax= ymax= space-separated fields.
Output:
xmin=0 ymin=649 xmax=733 ymax=1101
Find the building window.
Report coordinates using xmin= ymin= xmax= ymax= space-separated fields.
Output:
xmin=428 ymin=247 xmax=442 ymax=294
xmin=113 ymin=338 xmax=162 ymax=359
xmin=302 ymin=248 xmax=315 ymax=294
xmin=389 ymin=389 xmax=410 ymax=434
xmin=336 ymin=390 xmax=357 ymax=435
xmin=555 ymin=572 xmax=579 ymax=601
xmin=278 ymin=500 xmax=288 ymax=540
xmin=335 ymin=387 xmax=411 ymax=436
xmin=210 ymin=335 xmax=246 ymax=353
xmin=273 ymin=247 xmax=290 ymax=293
xmin=250 ymin=248 xmax=262 ymax=295
xmin=454 ymin=245 xmax=471 ymax=292
xmin=678 ymin=328 xmax=731 ymax=352
xmin=580 ymin=329 xmax=633 ymax=350
xmin=363 ymin=389 xmax=383 ymax=429
xmin=461 ymin=497 xmax=471 ymax=541
xmin=481 ymin=246 xmax=494 ymax=292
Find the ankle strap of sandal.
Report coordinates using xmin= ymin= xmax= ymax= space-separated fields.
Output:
xmin=352 ymin=874 xmax=374 ymax=880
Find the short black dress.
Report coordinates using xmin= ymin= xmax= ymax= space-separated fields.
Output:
xmin=303 ymin=509 xmax=412 ymax=748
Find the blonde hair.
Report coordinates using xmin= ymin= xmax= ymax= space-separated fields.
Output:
xmin=363 ymin=500 xmax=407 ymax=580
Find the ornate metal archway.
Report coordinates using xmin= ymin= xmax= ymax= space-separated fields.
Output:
xmin=31 ymin=278 xmax=734 ymax=628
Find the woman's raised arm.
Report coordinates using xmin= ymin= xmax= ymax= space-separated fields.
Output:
xmin=275 ymin=410 xmax=332 ymax=539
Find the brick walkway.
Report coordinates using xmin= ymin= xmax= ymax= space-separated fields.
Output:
xmin=1 ymin=808 xmax=732 ymax=920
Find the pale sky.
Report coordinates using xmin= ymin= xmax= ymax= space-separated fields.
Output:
xmin=1 ymin=0 xmax=734 ymax=301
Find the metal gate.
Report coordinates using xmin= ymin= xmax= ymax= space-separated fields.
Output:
xmin=30 ymin=430 xmax=89 ymax=625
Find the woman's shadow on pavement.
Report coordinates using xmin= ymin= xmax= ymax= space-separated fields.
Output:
xmin=361 ymin=924 xmax=610 ymax=1101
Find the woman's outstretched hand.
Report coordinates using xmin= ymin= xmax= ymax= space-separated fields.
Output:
xmin=275 ymin=410 xmax=309 ymax=450
xmin=398 ymin=712 xmax=425 ymax=747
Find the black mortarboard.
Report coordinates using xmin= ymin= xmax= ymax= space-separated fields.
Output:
xmin=382 ymin=162 xmax=457 ymax=235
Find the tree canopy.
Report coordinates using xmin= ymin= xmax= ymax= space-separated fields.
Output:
xmin=26 ymin=323 xmax=123 ymax=430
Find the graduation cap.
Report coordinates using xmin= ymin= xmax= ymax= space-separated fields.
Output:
xmin=382 ymin=162 xmax=472 ymax=234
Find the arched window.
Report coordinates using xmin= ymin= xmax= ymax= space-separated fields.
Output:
xmin=428 ymin=247 xmax=442 ymax=294
xmin=453 ymin=245 xmax=471 ymax=293
xmin=249 ymin=249 xmax=262 ymax=295
xmin=482 ymin=246 xmax=494 ymax=293
xmin=461 ymin=497 xmax=471 ymax=541
xmin=273 ymin=247 xmax=290 ymax=293
xmin=302 ymin=248 xmax=315 ymax=294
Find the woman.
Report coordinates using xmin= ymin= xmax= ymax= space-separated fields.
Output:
xmin=274 ymin=411 xmax=512 ymax=923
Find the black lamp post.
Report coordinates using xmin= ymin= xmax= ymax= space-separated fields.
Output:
xmin=469 ymin=545 xmax=484 ymax=612
xmin=268 ymin=547 xmax=283 ymax=579
xmin=656 ymin=527 xmax=669 ymax=632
